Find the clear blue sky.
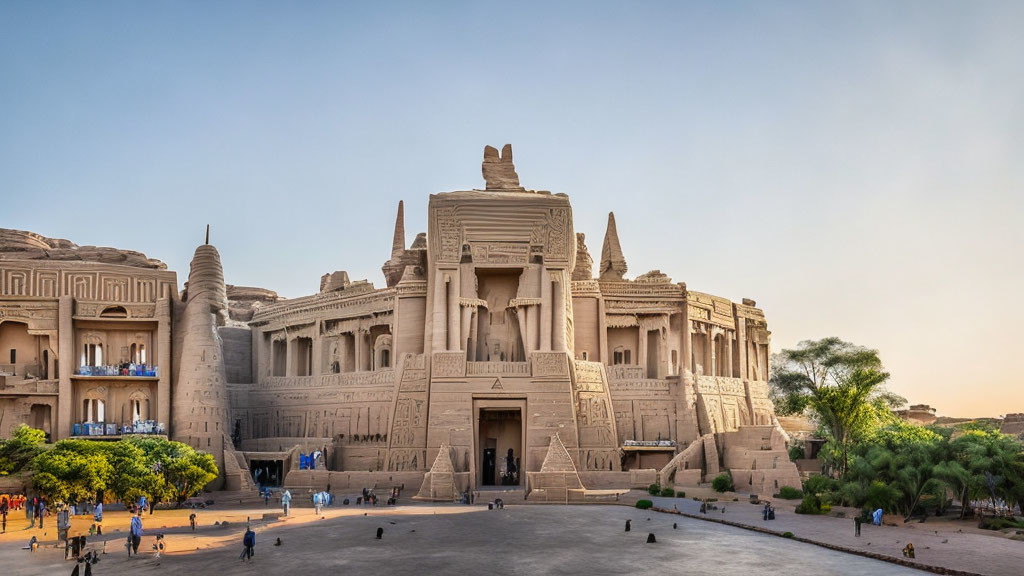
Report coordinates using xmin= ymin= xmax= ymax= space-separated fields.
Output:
xmin=2 ymin=1 xmax=1021 ymax=417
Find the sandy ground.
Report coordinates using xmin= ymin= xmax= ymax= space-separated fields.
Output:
xmin=0 ymin=492 xmax=1018 ymax=576
xmin=648 ymin=492 xmax=1024 ymax=576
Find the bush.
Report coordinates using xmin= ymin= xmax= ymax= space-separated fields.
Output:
xmin=795 ymin=493 xmax=826 ymax=515
xmin=711 ymin=473 xmax=734 ymax=493
xmin=635 ymin=499 xmax=653 ymax=510
xmin=660 ymin=487 xmax=675 ymax=497
xmin=648 ymin=483 xmax=661 ymax=496
xmin=788 ymin=444 xmax=805 ymax=461
xmin=777 ymin=486 xmax=803 ymax=500
xmin=676 ymin=491 xmax=686 ymax=498
xmin=802 ymin=475 xmax=835 ymax=496
xmin=978 ymin=517 xmax=1024 ymax=531
xmin=782 ymin=531 xmax=794 ymax=538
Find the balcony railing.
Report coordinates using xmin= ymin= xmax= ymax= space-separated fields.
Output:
xmin=72 ymin=420 xmax=166 ymax=437
xmin=76 ymin=364 xmax=159 ymax=377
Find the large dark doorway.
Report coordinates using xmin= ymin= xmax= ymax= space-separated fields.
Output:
xmin=249 ymin=459 xmax=284 ymax=488
xmin=478 ymin=408 xmax=523 ymax=486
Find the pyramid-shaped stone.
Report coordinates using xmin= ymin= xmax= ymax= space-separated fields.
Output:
xmin=414 ymin=442 xmax=459 ymax=501
xmin=540 ymin=433 xmax=578 ymax=473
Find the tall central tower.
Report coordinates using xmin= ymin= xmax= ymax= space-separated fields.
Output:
xmin=172 ymin=240 xmax=231 ymax=487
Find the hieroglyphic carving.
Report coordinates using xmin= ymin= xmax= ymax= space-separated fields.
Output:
xmin=0 ymin=261 xmax=176 ymax=302
xmin=434 ymin=206 xmax=462 ymax=262
xmin=465 ymin=362 xmax=529 ymax=376
xmin=572 ymin=360 xmax=604 ymax=392
xmin=544 ymin=208 xmax=570 ymax=260
xmin=469 ymin=242 xmax=529 ymax=264
xmin=531 ymin=352 xmax=568 ymax=378
xmin=606 ymin=365 xmax=645 ymax=381
xmin=432 ymin=352 xmax=465 ymax=378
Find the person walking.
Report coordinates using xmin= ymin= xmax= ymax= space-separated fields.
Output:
xmin=281 ymin=490 xmax=292 ymax=517
xmin=1 ymin=497 xmax=8 ymax=533
xmin=263 ymin=489 xmax=270 ymax=507
xmin=93 ymin=502 xmax=103 ymax=535
xmin=189 ymin=512 xmax=197 ymax=532
xmin=37 ymin=499 xmax=46 ymax=530
xmin=241 ymin=527 xmax=255 ymax=561
xmin=855 ymin=515 xmax=862 ymax=537
xmin=129 ymin=512 xmax=143 ymax=557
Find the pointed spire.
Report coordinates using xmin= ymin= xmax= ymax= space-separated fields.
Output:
xmin=391 ymin=201 xmax=406 ymax=257
xmin=205 ymin=224 xmax=210 ymax=245
xmin=599 ymin=212 xmax=627 ymax=281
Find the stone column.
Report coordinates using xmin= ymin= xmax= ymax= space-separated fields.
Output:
xmin=527 ymin=304 xmax=539 ymax=355
xmin=355 ymin=329 xmax=367 ymax=372
xmin=56 ymin=295 xmax=73 ymax=440
xmin=658 ymin=324 xmax=668 ymax=379
xmin=725 ymin=333 xmax=734 ymax=378
xmin=285 ymin=337 xmax=295 ymax=377
xmin=682 ymin=317 xmax=693 ymax=376
xmin=460 ymin=305 xmax=473 ymax=356
xmin=468 ymin=309 xmax=479 ymax=361
xmin=637 ymin=326 xmax=648 ymax=373
xmin=540 ymin=269 xmax=552 ymax=351
xmin=552 ymin=277 xmax=566 ymax=352
xmin=431 ymin=271 xmax=447 ymax=352
xmin=735 ymin=316 xmax=748 ymax=381
xmin=312 ymin=321 xmax=323 ymax=376
xmin=157 ymin=298 xmax=171 ymax=429
xmin=516 ymin=306 xmax=529 ymax=358
xmin=447 ymin=272 xmax=460 ymax=351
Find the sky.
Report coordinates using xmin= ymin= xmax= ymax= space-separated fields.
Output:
xmin=1 ymin=1 xmax=1021 ymax=417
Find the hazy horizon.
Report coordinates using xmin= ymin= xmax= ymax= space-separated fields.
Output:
xmin=2 ymin=1 xmax=1021 ymax=418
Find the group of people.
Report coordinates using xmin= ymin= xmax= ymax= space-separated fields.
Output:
xmin=762 ymin=502 xmax=776 ymax=521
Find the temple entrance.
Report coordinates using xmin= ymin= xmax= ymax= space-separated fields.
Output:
xmin=249 ymin=459 xmax=284 ymax=488
xmin=478 ymin=408 xmax=522 ymax=486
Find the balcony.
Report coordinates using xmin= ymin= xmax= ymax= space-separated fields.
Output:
xmin=72 ymin=420 xmax=166 ymax=438
xmin=74 ymin=364 xmax=160 ymax=379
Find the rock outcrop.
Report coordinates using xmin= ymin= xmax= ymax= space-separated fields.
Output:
xmin=0 ymin=228 xmax=166 ymax=269
xmin=482 ymin=144 xmax=523 ymax=190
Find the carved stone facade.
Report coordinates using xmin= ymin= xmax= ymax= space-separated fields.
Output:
xmin=1 ymin=144 xmax=799 ymax=496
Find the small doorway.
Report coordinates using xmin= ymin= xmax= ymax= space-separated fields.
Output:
xmin=481 ymin=447 xmax=496 ymax=485
xmin=478 ymin=408 xmax=523 ymax=486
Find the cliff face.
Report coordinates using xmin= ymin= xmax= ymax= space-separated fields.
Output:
xmin=225 ymin=284 xmax=280 ymax=325
xmin=0 ymin=228 xmax=167 ymax=269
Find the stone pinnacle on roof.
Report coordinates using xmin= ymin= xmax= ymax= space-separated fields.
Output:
xmin=482 ymin=144 xmax=523 ymax=190
xmin=599 ymin=212 xmax=627 ymax=281
xmin=391 ymin=200 xmax=406 ymax=257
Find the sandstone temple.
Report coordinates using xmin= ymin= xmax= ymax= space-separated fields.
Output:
xmin=0 ymin=145 xmax=800 ymax=499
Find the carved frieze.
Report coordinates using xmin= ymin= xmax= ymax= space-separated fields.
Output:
xmin=432 ymin=352 xmax=466 ymax=378
xmin=531 ymin=352 xmax=569 ymax=378
xmin=469 ymin=242 xmax=529 ymax=265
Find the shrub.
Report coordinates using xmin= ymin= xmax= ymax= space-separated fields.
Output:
xmin=788 ymin=444 xmax=805 ymax=461
xmin=676 ymin=491 xmax=686 ymax=498
xmin=795 ymin=493 xmax=826 ymax=515
xmin=782 ymin=531 xmax=794 ymax=538
xmin=635 ymin=499 xmax=653 ymax=510
xmin=802 ymin=474 xmax=834 ymax=496
xmin=660 ymin=487 xmax=675 ymax=497
xmin=648 ymin=483 xmax=661 ymax=495
xmin=711 ymin=473 xmax=734 ymax=493
xmin=978 ymin=517 xmax=1024 ymax=531
xmin=777 ymin=486 xmax=803 ymax=500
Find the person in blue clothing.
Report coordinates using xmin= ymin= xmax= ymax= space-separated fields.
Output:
xmin=241 ymin=526 xmax=255 ymax=561
xmin=129 ymin=511 xmax=143 ymax=556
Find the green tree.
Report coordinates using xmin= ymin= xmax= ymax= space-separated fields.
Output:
xmin=769 ymin=338 xmax=904 ymax=475
xmin=32 ymin=440 xmax=113 ymax=504
xmin=0 ymin=425 xmax=47 ymax=475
